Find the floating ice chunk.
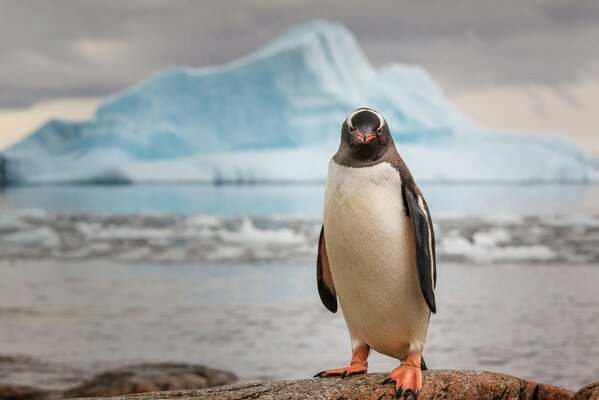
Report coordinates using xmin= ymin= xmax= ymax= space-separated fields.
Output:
xmin=440 ymin=233 xmax=556 ymax=263
xmin=473 ymin=229 xmax=511 ymax=247
xmin=0 ymin=213 xmax=595 ymax=264
xmin=219 ymin=219 xmax=304 ymax=245
xmin=1 ymin=226 xmax=60 ymax=247
xmin=0 ymin=214 xmax=26 ymax=232
xmin=487 ymin=245 xmax=556 ymax=262
xmin=187 ymin=215 xmax=222 ymax=227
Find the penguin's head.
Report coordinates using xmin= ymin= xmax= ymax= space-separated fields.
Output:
xmin=341 ymin=108 xmax=391 ymax=159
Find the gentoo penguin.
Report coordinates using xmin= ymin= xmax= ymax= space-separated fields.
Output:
xmin=314 ymin=108 xmax=437 ymax=399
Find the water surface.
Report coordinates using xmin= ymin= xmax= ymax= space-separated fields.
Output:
xmin=1 ymin=183 xmax=598 ymax=392
xmin=0 ymin=261 xmax=597 ymax=390
xmin=1 ymin=183 xmax=598 ymax=216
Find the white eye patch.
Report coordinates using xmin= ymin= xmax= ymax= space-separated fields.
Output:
xmin=346 ymin=108 xmax=386 ymax=130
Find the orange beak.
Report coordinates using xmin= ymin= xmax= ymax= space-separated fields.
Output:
xmin=353 ymin=132 xmax=377 ymax=144
xmin=364 ymin=133 xmax=377 ymax=143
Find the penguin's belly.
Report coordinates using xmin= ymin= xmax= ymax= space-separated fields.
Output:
xmin=323 ymin=161 xmax=429 ymax=359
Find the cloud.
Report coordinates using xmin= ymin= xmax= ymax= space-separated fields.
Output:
xmin=450 ymin=76 xmax=599 ymax=155
xmin=1 ymin=0 xmax=599 ymax=107
xmin=70 ymin=38 xmax=132 ymax=64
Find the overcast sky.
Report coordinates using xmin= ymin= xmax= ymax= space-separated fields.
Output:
xmin=1 ymin=0 xmax=598 ymax=152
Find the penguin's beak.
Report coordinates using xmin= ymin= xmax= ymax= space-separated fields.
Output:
xmin=364 ymin=133 xmax=377 ymax=143
xmin=353 ymin=132 xmax=377 ymax=144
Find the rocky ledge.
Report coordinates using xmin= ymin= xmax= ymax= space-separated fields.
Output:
xmin=0 ymin=363 xmax=236 ymax=400
xmin=67 ymin=370 xmax=599 ymax=400
xmin=63 ymin=364 xmax=236 ymax=398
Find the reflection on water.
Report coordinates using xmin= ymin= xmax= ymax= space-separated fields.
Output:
xmin=0 ymin=261 xmax=598 ymax=390
xmin=0 ymin=183 xmax=599 ymax=216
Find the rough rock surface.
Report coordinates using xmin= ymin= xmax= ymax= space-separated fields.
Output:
xmin=573 ymin=382 xmax=599 ymax=400
xmin=62 ymin=364 xmax=236 ymax=398
xmin=68 ymin=370 xmax=574 ymax=400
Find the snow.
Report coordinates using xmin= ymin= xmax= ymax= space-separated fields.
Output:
xmin=3 ymin=20 xmax=597 ymax=183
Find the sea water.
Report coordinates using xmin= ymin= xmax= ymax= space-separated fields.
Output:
xmin=0 ymin=183 xmax=598 ymax=392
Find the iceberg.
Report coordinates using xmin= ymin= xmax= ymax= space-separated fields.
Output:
xmin=2 ymin=20 xmax=597 ymax=183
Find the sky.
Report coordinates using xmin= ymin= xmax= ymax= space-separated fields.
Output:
xmin=0 ymin=0 xmax=598 ymax=153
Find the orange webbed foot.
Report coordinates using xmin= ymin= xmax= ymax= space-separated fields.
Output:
xmin=381 ymin=352 xmax=422 ymax=399
xmin=313 ymin=363 xmax=367 ymax=378
xmin=314 ymin=345 xmax=369 ymax=379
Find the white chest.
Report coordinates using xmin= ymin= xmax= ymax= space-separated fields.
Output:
xmin=322 ymin=160 xmax=428 ymax=357
xmin=323 ymin=160 xmax=407 ymax=265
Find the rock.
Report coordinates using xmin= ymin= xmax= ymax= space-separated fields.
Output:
xmin=573 ymin=382 xmax=599 ymax=400
xmin=66 ymin=370 xmax=574 ymax=400
xmin=62 ymin=363 xmax=236 ymax=398
xmin=0 ymin=384 xmax=49 ymax=400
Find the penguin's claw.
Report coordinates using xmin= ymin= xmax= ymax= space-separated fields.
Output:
xmin=382 ymin=364 xmax=422 ymax=400
xmin=312 ymin=364 xmax=367 ymax=378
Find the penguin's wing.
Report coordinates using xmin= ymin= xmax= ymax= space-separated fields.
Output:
xmin=317 ymin=226 xmax=337 ymax=313
xmin=404 ymin=189 xmax=437 ymax=314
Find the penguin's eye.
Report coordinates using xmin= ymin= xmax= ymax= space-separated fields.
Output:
xmin=376 ymin=127 xmax=383 ymax=135
xmin=348 ymin=125 xmax=355 ymax=133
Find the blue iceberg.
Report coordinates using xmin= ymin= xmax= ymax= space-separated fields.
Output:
xmin=3 ymin=20 xmax=597 ymax=183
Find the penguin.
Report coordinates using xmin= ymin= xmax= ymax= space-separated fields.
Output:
xmin=314 ymin=108 xmax=437 ymax=399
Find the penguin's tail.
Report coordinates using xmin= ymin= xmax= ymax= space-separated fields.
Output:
xmin=421 ymin=357 xmax=428 ymax=371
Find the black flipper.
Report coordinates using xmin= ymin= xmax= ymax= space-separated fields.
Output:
xmin=420 ymin=357 xmax=428 ymax=371
xmin=317 ymin=226 xmax=337 ymax=313
xmin=404 ymin=189 xmax=437 ymax=313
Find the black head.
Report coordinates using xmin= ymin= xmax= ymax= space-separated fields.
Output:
xmin=340 ymin=108 xmax=391 ymax=161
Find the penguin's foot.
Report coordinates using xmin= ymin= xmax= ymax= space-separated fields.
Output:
xmin=313 ymin=363 xmax=367 ymax=378
xmin=314 ymin=345 xmax=369 ymax=378
xmin=381 ymin=352 xmax=422 ymax=399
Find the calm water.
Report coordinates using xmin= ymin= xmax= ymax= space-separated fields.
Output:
xmin=0 ymin=261 xmax=597 ymax=391
xmin=0 ymin=183 xmax=599 ymax=216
